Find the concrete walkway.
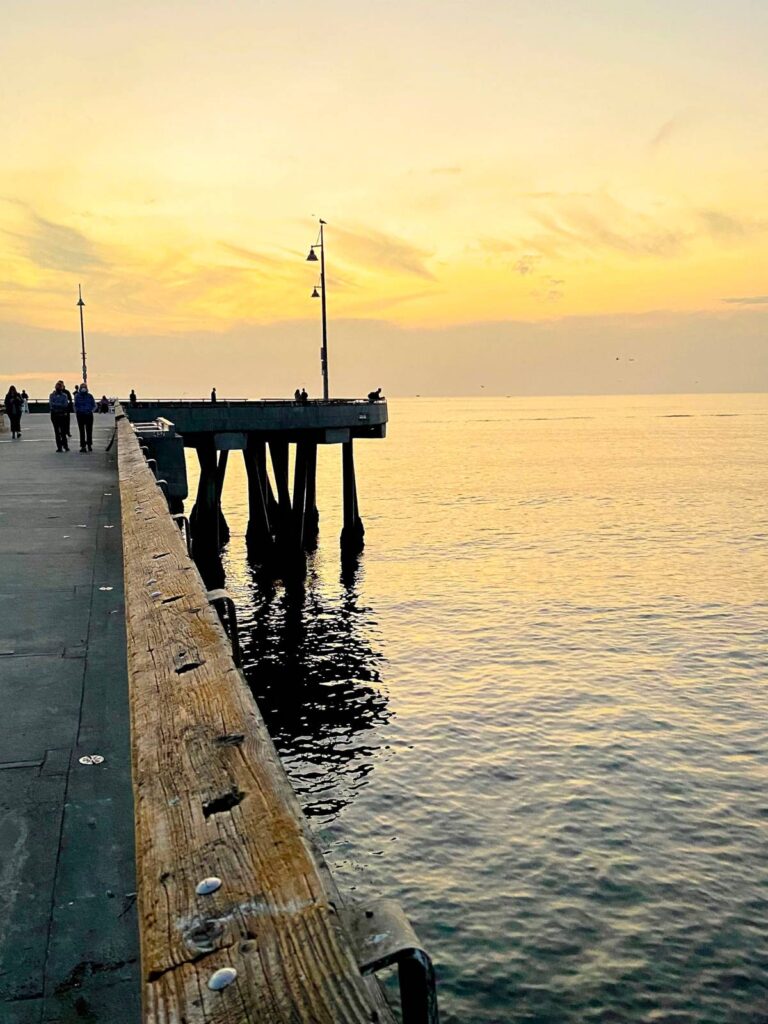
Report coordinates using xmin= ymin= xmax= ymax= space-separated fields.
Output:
xmin=0 ymin=411 xmax=140 ymax=1023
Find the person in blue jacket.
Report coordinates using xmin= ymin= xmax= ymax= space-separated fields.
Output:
xmin=49 ymin=380 xmax=70 ymax=452
xmin=74 ymin=383 xmax=96 ymax=452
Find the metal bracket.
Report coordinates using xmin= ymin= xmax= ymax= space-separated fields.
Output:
xmin=341 ymin=899 xmax=439 ymax=1024
xmin=171 ymin=513 xmax=192 ymax=556
xmin=206 ymin=589 xmax=242 ymax=667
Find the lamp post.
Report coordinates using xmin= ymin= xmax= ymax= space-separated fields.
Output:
xmin=306 ymin=220 xmax=329 ymax=401
xmin=77 ymin=284 xmax=88 ymax=386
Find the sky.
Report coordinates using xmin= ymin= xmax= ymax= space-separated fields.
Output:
xmin=1 ymin=0 xmax=766 ymax=396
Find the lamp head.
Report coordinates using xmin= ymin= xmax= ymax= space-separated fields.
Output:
xmin=306 ymin=248 xmax=318 ymax=262
xmin=311 ymin=287 xmax=320 ymax=298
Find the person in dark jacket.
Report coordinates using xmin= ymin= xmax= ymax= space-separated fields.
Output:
xmin=4 ymin=386 xmax=22 ymax=438
xmin=49 ymin=380 xmax=70 ymax=451
xmin=74 ymin=384 xmax=96 ymax=452
xmin=62 ymin=383 xmax=73 ymax=437
xmin=129 ymin=389 xmax=138 ymax=407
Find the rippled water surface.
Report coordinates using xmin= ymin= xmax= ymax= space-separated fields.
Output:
xmin=191 ymin=394 xmax=768 ymax=1023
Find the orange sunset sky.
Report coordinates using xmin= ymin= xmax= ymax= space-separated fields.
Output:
xmin=1 ymin=0 xmax=766 ymax=396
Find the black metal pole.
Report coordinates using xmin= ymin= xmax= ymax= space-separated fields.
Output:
xmin=319 ymin=223 xmax=329 ymax=401
xmin=77 ymin=284 xmax=87 ymax=385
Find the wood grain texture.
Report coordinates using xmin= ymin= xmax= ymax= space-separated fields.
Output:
xmin=117 ymin=415 xmax=394 ymax=1023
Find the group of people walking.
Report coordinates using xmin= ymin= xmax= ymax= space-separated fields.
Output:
xmin=3 ymin=386 xmax=29 ymax=438
xmin=48 ymin=381 xmax=105 ymax=452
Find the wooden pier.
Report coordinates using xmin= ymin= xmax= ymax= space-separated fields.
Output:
xmin=0 ymin=402 xmax=436 ymax=1024
xmin=123 ymin=398 xmax=387 ymax=567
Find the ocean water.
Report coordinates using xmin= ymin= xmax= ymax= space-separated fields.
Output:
xmin=189 ymin=394 xmax=768 ymax=1023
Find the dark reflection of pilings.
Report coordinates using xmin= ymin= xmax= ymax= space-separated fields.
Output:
xmin=195 ymin=550 xmax=226 ymax=590
xmin=240 ymin=556 xmax=391 ymax=819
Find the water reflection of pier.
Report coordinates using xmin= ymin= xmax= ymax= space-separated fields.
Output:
xmin=240 ymin=562 xmax=391 ymax=819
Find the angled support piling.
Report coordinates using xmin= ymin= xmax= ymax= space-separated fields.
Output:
xmin=216 ymin=449 xmax=231 ymax=544
xmin=243 ymin=435 xmax=274 ymax=559
xmin=269 ymin=438 xmax=296 ymax=554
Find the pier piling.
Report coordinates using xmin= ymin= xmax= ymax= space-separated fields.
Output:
xmin=341 ymin=439 xmax=365 ymax=553
xmin=244 ymin=436 xmax=274 ymax=558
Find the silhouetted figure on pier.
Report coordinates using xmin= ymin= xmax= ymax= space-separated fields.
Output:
xmin=62 ymin=383 xmax=73 ymax=437
xmin=20 ymin=389 xmax=29 ymax=413
xmin=367 ymin=387 xmax=383 ymax=402
xmin=294 ymin=388 xmax=301 ymax=402
xmin=300 ymin=388 xmax=308 ymax=404
xmin=4 ymin=386 xmax=23 ymax=438
xmin=99 ymin=395 xmax=109 ymax=413
xmin=49 ymin=381 xmax=70 ymax=452
xmin=74 ymin=384 xmax=96 ymax=452
xmin=210 ymin=387 xmax=217 ymax=404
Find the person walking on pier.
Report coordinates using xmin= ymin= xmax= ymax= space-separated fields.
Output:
xmin=210 ymin=387 xmax=217 ymax=404
xmin=62 ymin=382 xmax=73 ymax=438
xmin=20 ymin=389 xmax=29 ymax=414
xmin=300 ymin=387 xmax=308 ymax=403
xmin=49 ymin=380 xmax=70 ymax=451
xmin=75 ymin=383 xmax=96 ymax=452
xmin=4 ymin=386 xmax=23 ymax=438
xmin=129 ymin=389 xmax=138 ymax=407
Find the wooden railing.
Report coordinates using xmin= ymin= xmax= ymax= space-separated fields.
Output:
xmin=117 ymin=413 xmax=395 ymax=1022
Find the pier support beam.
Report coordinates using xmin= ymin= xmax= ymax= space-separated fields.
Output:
xmin=340 ymin=440 xmax=365 ymax=554
xmin=269 ymin=439 xmax=297 ymax=556
xmin=292 ymin=441 xmax=320 ymax=550
xmin=304 ymin=442 xmax=320 ymax=549
xmin=216 ymin=449 xmax=231 ymax=545
xmin=190 ymin=437 xmax=219 ymax=557
xmin=292 ymin=441 xmax=308 ymax=545
xmin=243 ymin=436 xmax=274 ymax=559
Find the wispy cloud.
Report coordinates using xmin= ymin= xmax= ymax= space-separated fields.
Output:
xmin=648 ymin=111 xmax=691 ymax=151
xmin=218 ymin=242 xmax=294 ymax=268
xmin=333 ymin=225 xmax=436 ymax=280
xmin=474 ymin=239 xmax=543 ymax=275
xmin=528 ymin=200 xmax=686 ymax=258
xmin=699 ymin=210 xmax=767 ymax=241
xmin=531 ymin=276 xmax=565 ymax=302
xmin=515 ymin=254 xmax=541 ymax=276
xmin=5 ymin=211 xmax=105 ymax=272
xmin=722 ymin=295 xmax=768 ymax=305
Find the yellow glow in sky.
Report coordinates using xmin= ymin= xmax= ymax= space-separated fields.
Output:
xmin=0 ymin=0 xmax=766 ymax=395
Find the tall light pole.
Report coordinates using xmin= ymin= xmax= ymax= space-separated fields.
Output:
xmin=77 ymin=284 xmax=88 ymax=386
xmin=306 ymin=220 xmax=329 ymax=401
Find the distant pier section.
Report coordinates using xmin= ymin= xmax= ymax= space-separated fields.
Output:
xmin=123 ymin=397 xmax=388 ymax=566
xmin=123 ymin=397 xmax=387 ymax=443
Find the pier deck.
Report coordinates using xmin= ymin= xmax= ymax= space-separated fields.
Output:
xmin=0 ymin=412 xmax=140 ymax=1022
xmin=0 ymin=410 xmax=402 ymax=1023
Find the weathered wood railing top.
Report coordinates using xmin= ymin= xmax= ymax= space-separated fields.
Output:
xmin=117 ymin=412 xmax=394 ymax=1022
